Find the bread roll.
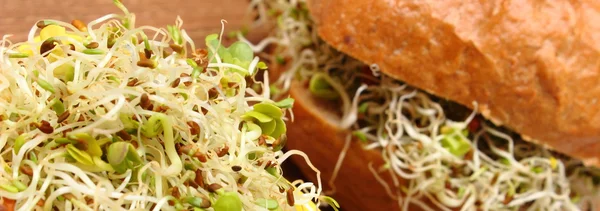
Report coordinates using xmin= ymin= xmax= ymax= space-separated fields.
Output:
xmin=285 ymin=81 xmax=400 ymax=211
xmin=306 ymin=0 xmax=600 ymax=167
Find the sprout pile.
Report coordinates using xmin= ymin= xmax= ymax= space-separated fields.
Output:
xmin=246 ymin=0 xmax=600 ymax=211
xmin=0 ymin=1 xmax=324 ymax=210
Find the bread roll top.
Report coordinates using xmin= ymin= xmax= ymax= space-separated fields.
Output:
xmin=307 ymin=0 xmax=600 ymax=166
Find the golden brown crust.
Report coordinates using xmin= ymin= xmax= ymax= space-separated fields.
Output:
xmin=285 ymin=81 xmax=400 ymax=211
xmin=307 ymin=0 xmax=600 ymax=167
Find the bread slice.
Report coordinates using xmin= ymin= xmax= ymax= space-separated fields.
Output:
xmin=284 ymin=79 xmax=448 ymax=210
xmin=285 ymin=80 xmax=400 ymax=210
xmin=307 ymin=0 xmax=600 ymax=167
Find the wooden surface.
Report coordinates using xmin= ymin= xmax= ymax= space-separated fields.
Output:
xmin=0 ymin=0 xmax=260 ymax=43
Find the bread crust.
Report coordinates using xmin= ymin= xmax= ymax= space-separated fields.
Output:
xmin=307 ymin=0 xmax=600 ymax=166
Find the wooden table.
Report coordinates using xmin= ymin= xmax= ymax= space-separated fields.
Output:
xmin=0 ymin=0 xmax=262 ymax=43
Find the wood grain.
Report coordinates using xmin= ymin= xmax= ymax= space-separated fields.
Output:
xmin=0 ymin=0 xmax=263 ymax=43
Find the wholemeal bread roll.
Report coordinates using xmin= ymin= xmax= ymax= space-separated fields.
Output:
xmin=306 ymin=0 xmax=600 ymax=167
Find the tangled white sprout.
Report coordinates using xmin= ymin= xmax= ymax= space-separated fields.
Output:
xmin=245 ymin=0 xmax=600 ymax=211
xmin=0 ymin=1 xmax=323 ymax=211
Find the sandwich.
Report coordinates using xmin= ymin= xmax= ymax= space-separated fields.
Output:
xmin=0 ymin=1 xmax=331 ymax=210
xmin=242 ymin=0 xmax=600 ymax=210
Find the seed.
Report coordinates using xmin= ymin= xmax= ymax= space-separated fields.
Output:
xmin=20 ymin=166 xmax=33 ymax=176
xmin=258 ymin=135 xmax=267 ymax=146
xmin=178 ymin=144 xmax=193 ymax=155
xmin=208 ymin=87 xmax=219 ymax=99
xmin=139 ymin=93 xmax=152 ymax=110
xmin=136 ymin=60 xmax=156 ymax=69
xmin=207 ymin=183 xmax=222 ymax=193
xmin=490 ymin=172 xmax=500 ymax=185
xmin=278 ymin=186 xmax=285 ymax=193
xmin=464 ymin=149 xmax=474 ymax=161
xmin=63 ymin=193 xmax=75 ymax=200
xmin=171 ymin=78 xmax=180 ymax=88
xmin=71 ymin=19 xmax=86 ymax=31
xmin=503 ymin=193 xmax=513 ymax=205
xmin=116 ymin=130 xmax=131 ymax=141
xmin=231 ymin=165 xmax=242 ymax=172
xmin=40 ymin=38 xmax=58 ymax=56
xmin=0 ymin=198 xmax=15 ymax=211
xmin=85 ymin=42 xmax=99 ymax=49
xmin=180 ymin=73 xmax=192 ymax=86
xmin=36 ymin=199 xmax=44 ymax=207
xmin=194 ymin=152 xmax=208 ymax=162
xmin=144 ymin=49 xmax=152 ymax=59
xmin=187 ymin=121 xmax=200 ymax=135
xmin=56 ymin=111 xmax=70 ymax=123
xmin=67 ymin=44 xmax=76 ymax=55
xmin=154 ymin=105 xmax=169 ymax=113
xmin=127 ymin=78 xmax=139 ymax=87
xmin=36 ymin=21 xmax=48 ymax=29
xmin=216 ymin=145 xmax=229 ymax=157
xmin=171 ymin=187 xmax=180 ymax=199
xmin=38 ymin=120 xmax=54 ymax=134
xmin=286 ymin=188 xmax=295 ymax=206
xmin=169 ymin=44 xmax=183 ymax=54
xmin=194 ymin=170 xmax=205 ymax=188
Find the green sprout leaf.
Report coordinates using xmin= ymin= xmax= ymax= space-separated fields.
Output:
xmin=309 ymin=73 xmax=339 ymax=99
xmin=258 ymin=120 xmax=276 ymax=135
xmin=14 ymin=134 xmax=27 ymax=155
xmin=55 ymin=137 xmax=76 ymax=145
xmin=358 ymin=102 xmax=369 ymax=113
xmin=256 ymin=61 xmax=268 ymax=70
xmin=92 ymin=156 xmax=114 ymax=172
xmin=0 ymin=183 xmax=19 ymax=193
xmin=54 ymin=63 xmax=75 ymax=82
xmin=274 ymin=98 xmax=294 ymax=109
xmin=321 ymin=196 xmax=340 ymax=211
xmin=275 ymin=56 xmax=285 ymax=65
xmin=51 ymin=99 xmax=65 ymax=115
xmin=107 ymin=141 xmax=142 ymax=174
xmin=141 ymin=114 xmax=165 ymax=137
xmin=265 ymin=166 xmax=278 ymax=177
xmin=205 ymin=34 xmax=255 ymax=75
xmin=119 ymin=113 xmax=139 ymax=134
xmin=167 ymin=25 xmax=183 ymax=45
xmin=352 ymin=131 xmax=368 ymax=143
xmin=37 ymin=79 xmax=55 ymax=93
xmin=254 ymin=198 xmax=278 ymax=210
xmin=270 ymin=118 xmax=286 ymax=140
xmin=531 ymin=166 xmax=544 ymax=174
xmin=227 ymin=42 xmax=253 ymax=63
xmin=66 ymin=144 xmax=94 ymax=166
xmin=12 ymin=180 xmax=27 ymax=191
xmin=184 ymin=196 xmax=211 ymax=208
xmin=8 ymin=53 xmax=30 ymax=58
xmin=143 ymin=34 xmax=151 ymax=51
xmin=213 ymin=192 xmax=243 ymax=211
xmin=272 ymin=133 xmax=287 ymax=152
xmin=440 ymin=127 xmax=471 ymax=158
xmin=242 ymin=111 xmax=273 ymax=123
xmin=253 ymin=103 xmax=282 ymax=118
xmin=82 ymin=49 xmax=105 ymax=55
xmin=245 ymin=122 xmax=262 ymax=141
xmin=68 ymin=133 xmax=102 ymax=157
xmin=186 ymin=58 xmax=198 ymax=68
